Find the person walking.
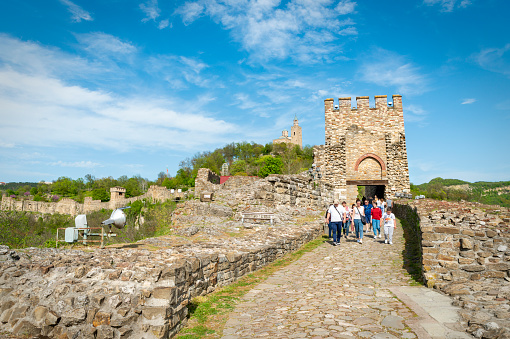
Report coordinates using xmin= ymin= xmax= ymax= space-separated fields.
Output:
xmin=380 ymin=198 xmax=386 ymax=216
xmin=353 ymin=199 xmax=365 ymax=244
xmin=383 ymin=207 xmax=396 ymax=244
xmin=326 ymin=200 xmax=345 ymax=246
xmin=363 ymin=199 xmax=373 ymax=233
xmin=324 ymin=203 xmax=333 ymax=240
xmin=350 ymin=204 xmax=356 ymax=233
xmin=342 ymin=201 xmax=351 ymax=239
xmin=371 ymin=203 xmax=382 ymax=239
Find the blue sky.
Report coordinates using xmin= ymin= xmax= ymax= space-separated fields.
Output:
xmin=0 ymin=0 xmax=509 ymax=185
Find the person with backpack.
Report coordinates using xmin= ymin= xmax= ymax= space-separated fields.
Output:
xmin=326 ymin=199 xmax=346 ymax=246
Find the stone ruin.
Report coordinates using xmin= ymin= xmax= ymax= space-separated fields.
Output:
xmin=0 ymin=171 xmax=334 ymax=338
xmin=314 ymin=95 xmax=411 ymax=203
xmin=0 ymin=185 xmax=185 ymax=216
xmin=395 ymin=199 xmax=510 ymax=338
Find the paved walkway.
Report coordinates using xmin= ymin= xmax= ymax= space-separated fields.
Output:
xmin=221 ymin=223 xmax=472 ymax=339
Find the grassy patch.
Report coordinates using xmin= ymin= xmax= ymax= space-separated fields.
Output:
xmin=175 ymin=235 xmax=328 ymax=338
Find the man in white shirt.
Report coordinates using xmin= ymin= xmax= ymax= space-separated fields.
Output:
xmin=326 ymin=200 xmax=346 ymax=246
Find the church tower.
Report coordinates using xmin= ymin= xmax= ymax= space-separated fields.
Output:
xmin=290 ymin=114 xmax=302 ymax=149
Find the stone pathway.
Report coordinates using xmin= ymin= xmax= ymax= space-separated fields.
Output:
xmin=221 ymin=223 xmax=473 ymax=339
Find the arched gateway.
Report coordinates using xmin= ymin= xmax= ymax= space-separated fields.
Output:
xmin=313 ymin=95 xmax=410 ymax=203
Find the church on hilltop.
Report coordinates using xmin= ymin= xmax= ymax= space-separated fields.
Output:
xmin=273 ymin=115 xmax=302 ymax=149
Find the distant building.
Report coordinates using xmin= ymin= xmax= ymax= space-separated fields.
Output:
xmin=0 ymin=182 xmax=5 ymax=186
xmin=273 ymin=115 xmax=302 ymax=149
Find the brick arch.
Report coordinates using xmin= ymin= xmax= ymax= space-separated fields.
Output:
xmin=354 ymin=153 xmax=386 ymax=171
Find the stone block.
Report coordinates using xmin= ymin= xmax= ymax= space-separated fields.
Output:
xmin=151 ymin=324 xmax=169 ymax=339
xmin=486 ymin=230 xmax=498 ymax=238
xmin=487 ymin=263 xmax=510 ymax=271
xmin=461 ymin=265 xmax=485 ymax=272
xmin=142 ymin=307 xmax=170 ymax=320
xmin=61 ymin=308 xmax=86 ymax=326
xmin=33 ymin=305 xmax=48 ymax=322
xmin=461 ymin=229 xmax=475 ymax=237
xmin=44 ymin=311 xmax=59 ymax=326
xmin=460 ymin=238 xmax=474 ymax=250
xmin=434 ymin=226 xmax=460 ymax=234
xmin=482 ymin=271 xmax=506 ymax=279
xmin=12 ymin=319 xmax=41 ymax=337
xmin=93 ymin=312 xmax=111 ymax=327
xmin=152 ymin=287 xmax=175 ymax=301
xmin=422 ymin=233 xmax=443 ymax=241
xmin=97 ymin=325 xmax=115 ymax=339
xmin=458 ymin=257 xmax=475 ymax=265
xmin=437 ymin=254 xmax=456 ymax=261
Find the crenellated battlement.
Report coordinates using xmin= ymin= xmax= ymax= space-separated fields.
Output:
xmin=324 ymin=94 xmax=405 ymax=147
xmin=325 ymin=95 xmax=402 ymax=111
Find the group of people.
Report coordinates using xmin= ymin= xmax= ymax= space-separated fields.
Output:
xmin=324 ymin=195 xmax=396 ymax=246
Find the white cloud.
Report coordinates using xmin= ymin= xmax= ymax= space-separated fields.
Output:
xmin=335 ymin=0 xmax=357 ymax=15
xmin=76 ymin=32 xmax=137 ymax=59
xmin=176 ymin=2 xmax=205 ymax=25
xmin=338 ymin=27 xmax=358 ymax=36
xmin=0 ymin=35 xmax=237 ymax=152
xmin=359 ymin=48 xmax=429 ymax=95
xmin=175 ymin=0 xmax=358 ymax=63
xmin=423 ymin=0 xmax=474 ymax=12
xmin=405 ymin=104 xmax=428 ymax=124
xmin=0 ymin=141 xmax=15 ymax=148
xmin=158 ymin=19 xmax=171 ymax=29
xmin=140 ymin=0 xmax=161 ymax=22
xmin=461 ymin=98 xmax=476 ymax=104
xmin=50 ymin=161 xmax=102 ymax=168
xmin=59 ymin=0 xmax=93 ymax=22
xmin=473 ymin=43 xmax=510 ymax=78
xmin=146 ymin=55 xmax=218 ymax=89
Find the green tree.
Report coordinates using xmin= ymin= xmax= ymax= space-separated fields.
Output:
xmin=257 ymin=156 xmax=283 ymax=178
xmin=92 ymin=188 xmax=110 ymax=202
xmin=230 ymin=160 xmax=247 ymax=175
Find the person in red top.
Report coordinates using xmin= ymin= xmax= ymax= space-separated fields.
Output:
xmin=371 ymin=204 xmax=382 ymax=239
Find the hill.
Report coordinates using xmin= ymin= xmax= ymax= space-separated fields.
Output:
xmin=411 ymin=177 xmax=510 ymax=207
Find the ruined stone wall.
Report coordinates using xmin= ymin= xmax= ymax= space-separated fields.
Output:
xmin=314 ymin=95 xmax=410 ymax=203
xmin=395 ymin=199 xmax=510 ymax=336
xmin=0 ymin=221 xmax=323 ymax=338
xmin=195 ymin=172 xmax=334 ymax=209
xmin=0 ymin=185 xmax=182 ymax=216
xmin=194 ymin=168 xmax=220 ymax=196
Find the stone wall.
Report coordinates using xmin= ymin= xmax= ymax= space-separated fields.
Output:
xmin=395 ymin=199 xmax=510 ymax=337
xmin=194 ymin=168 xmax=220 ymax=196
xmin=313 ymin=95 xmax=410 ymax=203
xmin=0 ymin=185 xmax=184 ymax=216
xmin=0 ymin=221 xmax=323 ymax=338
xmin=195 ymin=171 xmax=334 ymax=209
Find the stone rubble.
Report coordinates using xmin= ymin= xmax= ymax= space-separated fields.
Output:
xmin=0 ymin=172 xmax=332 ymax=339
xmin=396 ymin=199 xmax=510 ymax=339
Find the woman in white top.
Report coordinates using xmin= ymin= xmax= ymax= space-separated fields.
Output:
xmin=352 ymin=199 xmax=365 ymax=244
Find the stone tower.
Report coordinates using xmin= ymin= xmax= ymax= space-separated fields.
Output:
xmin=313 ymin=95 xmax=410 ymax=203
xmin=290 ymin=115 xmax=302 ymax=149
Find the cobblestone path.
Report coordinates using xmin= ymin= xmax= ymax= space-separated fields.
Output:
xmin=221 ymin=223 xmax=469 ymax=339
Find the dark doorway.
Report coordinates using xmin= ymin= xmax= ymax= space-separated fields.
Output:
xmin=357 ymin=185 xmax=386 ymax=201
xmin=364 ymin=185 xmax=385 ymax=200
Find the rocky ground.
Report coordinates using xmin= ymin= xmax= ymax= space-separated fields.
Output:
xmin=220 ymin=222 xmax=474 ymax=339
